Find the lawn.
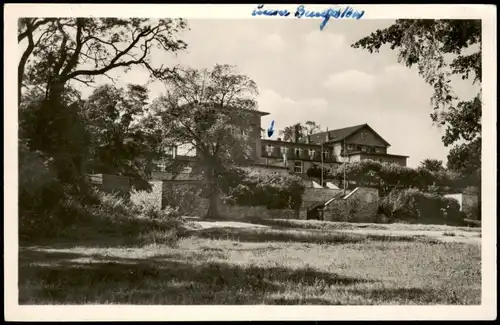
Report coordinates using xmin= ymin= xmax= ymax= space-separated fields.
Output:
xmin=19 ymin=218 xmax=481 ymax=305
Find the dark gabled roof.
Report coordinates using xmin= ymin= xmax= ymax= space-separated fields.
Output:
xmin=300 ymin=123 xmax=391 ymax=147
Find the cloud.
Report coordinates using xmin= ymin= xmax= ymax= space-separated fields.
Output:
xmin=258 ymin=89 xmax=330 ymax=134
xmin=322 ymin=69 xmax=377 ymax=93
xmin=303 ymin=30 xmax=346 ymax=51
xmin=299 ymin=31 xmax=346 ymax=66
xmin=263 ymin=33 xmax=286 ymax=52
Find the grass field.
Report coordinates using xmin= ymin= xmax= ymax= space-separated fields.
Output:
xmin=19 ymin=217 xmax=481 ymax=305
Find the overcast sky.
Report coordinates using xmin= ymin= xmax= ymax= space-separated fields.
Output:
xmin=84 ymin=19 xmax=479 ymax=168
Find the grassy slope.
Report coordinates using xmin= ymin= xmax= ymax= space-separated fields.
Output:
xmin=19 ymin=217 xmax=481 ymax=305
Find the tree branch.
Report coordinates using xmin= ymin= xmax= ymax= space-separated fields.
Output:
xmin=18 ymin=18 xmax=55 ymax=42
xmin=61 ymin=18 xmax=85 ymax=76
xmin=64 ymin=28 xmax=151 ymax=81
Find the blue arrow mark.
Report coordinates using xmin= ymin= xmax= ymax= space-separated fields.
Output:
xmin=267 ymin=120 xmax=275 ymax=138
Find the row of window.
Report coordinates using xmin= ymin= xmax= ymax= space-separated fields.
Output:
xmin=346 ymin=144 xmax=385 ymax=153
xmin=265 ymin=145 xmax=330 ymax=159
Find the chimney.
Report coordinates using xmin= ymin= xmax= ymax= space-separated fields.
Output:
xmin=277 ymin=137 xmax=282 ymax=141
xmin=306 ymin=135 xmax=310 ymax=144
xmin=326 ymin=127 xmax=330 ymax=141
xmin=294 ymin=124 xmax=300 ymax=143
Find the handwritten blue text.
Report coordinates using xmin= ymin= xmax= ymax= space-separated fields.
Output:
xmin=251 ymin=5 xmax=365 ymax=31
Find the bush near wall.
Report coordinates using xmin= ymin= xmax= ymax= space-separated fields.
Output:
xmin=225 ymin=172 xmax=305 ymax=210
xmin=463 ymin=199 xmax=480 ymax=221
xmin=380 ymin=188 xmax=463 ymax=226
xmin=331 ymin=159 xmax=471 ymax=195
xmin=162 ymin=182 xmax=205 ymax=216
xmin=324 ymin=195 xmax=378 ymax=223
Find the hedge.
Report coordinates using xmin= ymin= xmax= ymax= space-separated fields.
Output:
xmin=379 ymin=188 xmax=464 ymax=225
xmin=225 ymin=171 xmax=305 ymax=210
xmin=330 ymin=159 xmax=471 ymax=194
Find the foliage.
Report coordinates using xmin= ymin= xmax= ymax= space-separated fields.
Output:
xmin=83 ymin=84 xmax=173 ymax=190
xmin=162 ymin=183 xmax=205 ymax=216
xmin=151 ymin=64 xmax=260 ymax=218
xmin=18 ymin=18 xmax=188 ymax=230
xmin=352 ymin=19 xmax=481 ymax=205
xmin=331 ymin=159 xmax=470 ymax=195
xmin=20 ymin=186 xmax=182 ymax=243
xmin=462 ymin=199 xmax=480 ymax=221
xmin=324 ymin=196 xmax=375 ymax=223
xmin=19 ymin=18 xmax=188 ymax=183
xmin=306 ymin=164 xmax=331 ymax=179
xmin=279 ymin=121 xmax=320 ymax=141
xmin=352 ymin=19 xmax=481 ymax=126
xmin=380 ymin=188 xmax=463 ymax=225
xmin=446 ymin=137 xmax=481 ymax=185
xmin=419 ymin=159 xmax=445 ymax=172
xmin=225 ymin=171 xmax=305 ymax=210
xmin=19 ymin=18 xmax=188 ymax=98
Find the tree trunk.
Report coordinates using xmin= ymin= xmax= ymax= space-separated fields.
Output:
xmin=205 ymin=190 xmax=220 ymax=219
xmin=204 ymin=165 xmax=221 ymax=219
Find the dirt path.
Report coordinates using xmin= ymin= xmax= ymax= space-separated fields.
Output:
xmin=184 ymin=218 xmax=481 ymax=244
xmin=335 ymin=228 xmax=481 ymax=244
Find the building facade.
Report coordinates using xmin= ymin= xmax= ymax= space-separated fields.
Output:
xmin=260 ymin=122 xmax=409 ymax=175
xmin=153 ymin=108 xmax=409 ymax=178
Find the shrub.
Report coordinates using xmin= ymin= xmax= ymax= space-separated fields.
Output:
xmin=162 ymin=183 xmax=205 ymax=216
xmin=225 ymin=171 xmax=305 ymax=210
xmin=324 ymin=195 xmax=376 ymax=223
xmin=380 ymin=188 xmax=462 ymax=225
xmin=463 ymin=199 xmax=480 ymax=221
xmin=130 ymin=181 xmax=163 ymax=210
xmin=306 ymin=164 xmax=331 ymax=179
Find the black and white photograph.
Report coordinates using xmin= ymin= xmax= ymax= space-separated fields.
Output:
xmin=4 ymin=3 xmax=496 ymax=321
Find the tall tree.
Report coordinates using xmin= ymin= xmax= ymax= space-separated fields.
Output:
xmin=19 ymin=18 xmax=187 ymax=100
xmin=304 ymin=120 xmax=321 ymax=135
xmin=279 ymin=121 xmax=321 ymax=142
xmin=150 ymin=64 xmax=259 ymax=219
xmin=18 ymin=18 xmax=188 ymax=187
xmin=419 ymin=158 xmax=445 ymax=172
xmin=352 ymin=20 xmax=481 ymax=202
xmin=82 ymin=84 xmax=173 ymax=190
xmin=279 ymin=124 xmax=302 ymax=142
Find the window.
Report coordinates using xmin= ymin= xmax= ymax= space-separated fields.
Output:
xmin=369 ymin=147 xmax=376 ymax=153
xmin=294 ymin=148 xmax=302 ymax=157
xmin=376 ymin=147 xmax=384 ymax=153
xmin=156 ymin=162 xmax=166 ymax=171
xmin=165 ymin=146 xmax=177 ymax=159
xmin=361 ymin=146 xmax=367 ymax=153
xmin=347 ymin=144 xmax=355 ymax=150
xmin=265 ymin=145 xmax=274 ymax=155
xmin=241 ymin=128 xmax=249 ymax=137
xmin=294 ymin=161 xmax=303 ymax=173
xmin=360 ymin=132 xmax=366 ymax=140
xmin=280 ymin=146 xmax=289 ymax=155
xmin=308 ymin=149 xmax=316 ymax=158
xmin=323 ymin=150 xmax=329 ymax=160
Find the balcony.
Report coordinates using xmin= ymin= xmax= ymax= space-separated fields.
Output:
xmin=262 ymin=149 xmax=337 ymax=163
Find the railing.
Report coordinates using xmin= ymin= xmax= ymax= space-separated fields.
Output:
xmin=262 ymin=150 xmax=337 ymax=162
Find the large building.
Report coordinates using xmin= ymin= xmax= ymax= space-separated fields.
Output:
xmin=261 ymin=122 xmax=409 ymax=174
xmin=153 ymin=108 xmax=409 ymax=179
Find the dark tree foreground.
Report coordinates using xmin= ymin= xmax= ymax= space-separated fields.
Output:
xmin=352 ymin=19 xmax=482 ymax=217
xmin=18 ymin=18 xmax=188 ymax=231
